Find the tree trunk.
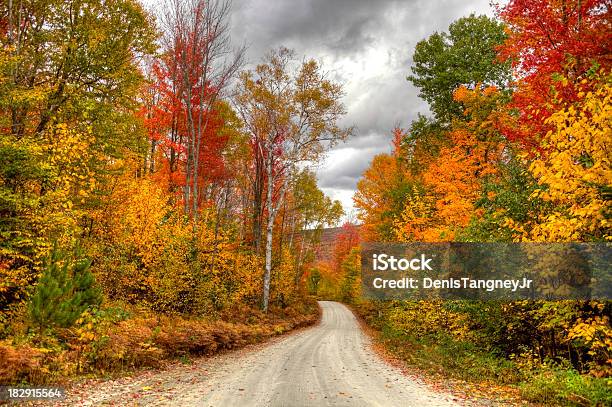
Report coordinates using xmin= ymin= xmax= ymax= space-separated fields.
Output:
xmin=263 ymin=214 xmax=274 ymax=311
xmin=149 ymin=138 xmax=156 ymax=174
xmin=183 ymin=64 xmax=195 ymax=216
xmin=252 ymin=142 xmax=264 ymax=252
xmin=262 ymin=153 xmax=274 ymax=311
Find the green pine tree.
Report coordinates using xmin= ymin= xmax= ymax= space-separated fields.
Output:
xmin=29 ymin=243 xmax=102 ymax=332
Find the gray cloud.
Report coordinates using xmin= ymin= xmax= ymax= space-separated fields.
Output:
xmin=231 ymin=0 xmax=402 ymax=59
xmin=317 ymin=143 xmax=388 ymax=190
xmin=147 ymin=0 xmax=494 ymax=213
xmin=226 ymin=0 xmax=493 ymax=213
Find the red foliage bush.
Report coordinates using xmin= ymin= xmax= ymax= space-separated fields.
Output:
xmin=0 ymin=342 xmax=43 ymax=383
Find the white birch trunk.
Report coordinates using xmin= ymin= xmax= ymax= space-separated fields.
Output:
xmin=262 ymin=152 xmax=274 ymax=311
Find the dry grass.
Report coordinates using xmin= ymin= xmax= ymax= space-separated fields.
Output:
xmin=0 ymin=342 xmax=43 ymax=383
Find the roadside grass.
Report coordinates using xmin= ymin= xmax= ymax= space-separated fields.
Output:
xmin=381 ymin=325 xmax=520 ymax=384
xmin=518 ymin=367 xmax=612 ymax=406
xmin=355 ymin=302 xmax=612 ymax=407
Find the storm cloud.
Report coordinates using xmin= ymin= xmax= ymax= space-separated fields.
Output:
xmin=227 ymin=0 xmax=494 ymax=215
xmin=147 ymin=0 xmax=494 ymax=216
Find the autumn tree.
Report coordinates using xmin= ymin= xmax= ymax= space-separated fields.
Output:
xmin=467 ymin=1 xmax=612 ymax=240
xmin=354 ymin=128 xmax=414 ymax=241
xmin=236 ymin=47 xmax=351 ymax=311
xmin=332 ymin=222 xmax=360 ymax=273
xmin=388 ymin=86 xmax=507 ymax=241
xmin=0 ymin=0 xmax=156 ymax=317
xmin=408 ymin=14 xmax=511 ymax=124
xmin=287 ymin=170 xmax=343 ymax=283
xmin=508 ymin=72 xmax=611 ymax=242
xmin=158 ymin=0 xmax=245 ymax=219
xmin=2 ymin=0 xmax=155 ymax=140
xmin=382 ymin=14 xmax=514 ymax=242
xmin=88 ymin=156 xmax=264 ymax=314
xmin=339 ymin=247 xmax=361 ymax=304
xmin=497 ymin=0 xmax=612 ymax=146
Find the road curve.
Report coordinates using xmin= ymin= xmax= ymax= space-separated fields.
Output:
xmin=200 ymin=301 xmax=458 ymax=407
xmin=62 ymin=301 xmax=460 ymax=406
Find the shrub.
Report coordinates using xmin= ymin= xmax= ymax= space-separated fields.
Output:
xmin=519 ymin=367 xmax=612 ymax=406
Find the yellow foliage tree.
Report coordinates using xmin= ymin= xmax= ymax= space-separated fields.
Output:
xmin=394 ymin=187 xmax=437 ymax=242
xmin=514 ymin=74 xmax=611 ymax=241
xmin=89 ymin=158 xmax=265 ymax=314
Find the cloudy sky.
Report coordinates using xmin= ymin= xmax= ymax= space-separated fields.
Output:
xmin=149 ymin=0 xmax=495 ymax=218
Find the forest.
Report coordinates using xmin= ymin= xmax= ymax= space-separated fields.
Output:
xmin=0 ymin=0 xmax=610 ymax=405
xmin=1 ymin=0 xmax=345 ymax=385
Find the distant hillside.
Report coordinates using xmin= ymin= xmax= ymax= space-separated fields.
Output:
xmin=299 ymin=226 xmax=361 ymax=263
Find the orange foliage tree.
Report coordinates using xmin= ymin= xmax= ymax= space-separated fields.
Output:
xmin=354 ymin=128 xmax=415 ymax=241
xmin=394 ymin=86 xmax=508 ymax=241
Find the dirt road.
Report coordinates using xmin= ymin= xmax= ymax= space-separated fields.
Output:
xmin=61 ymin=301 xmax=461 ymax=406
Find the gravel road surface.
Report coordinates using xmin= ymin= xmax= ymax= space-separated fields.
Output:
xmin=59 ymin=301 xmax=461 ymax=406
